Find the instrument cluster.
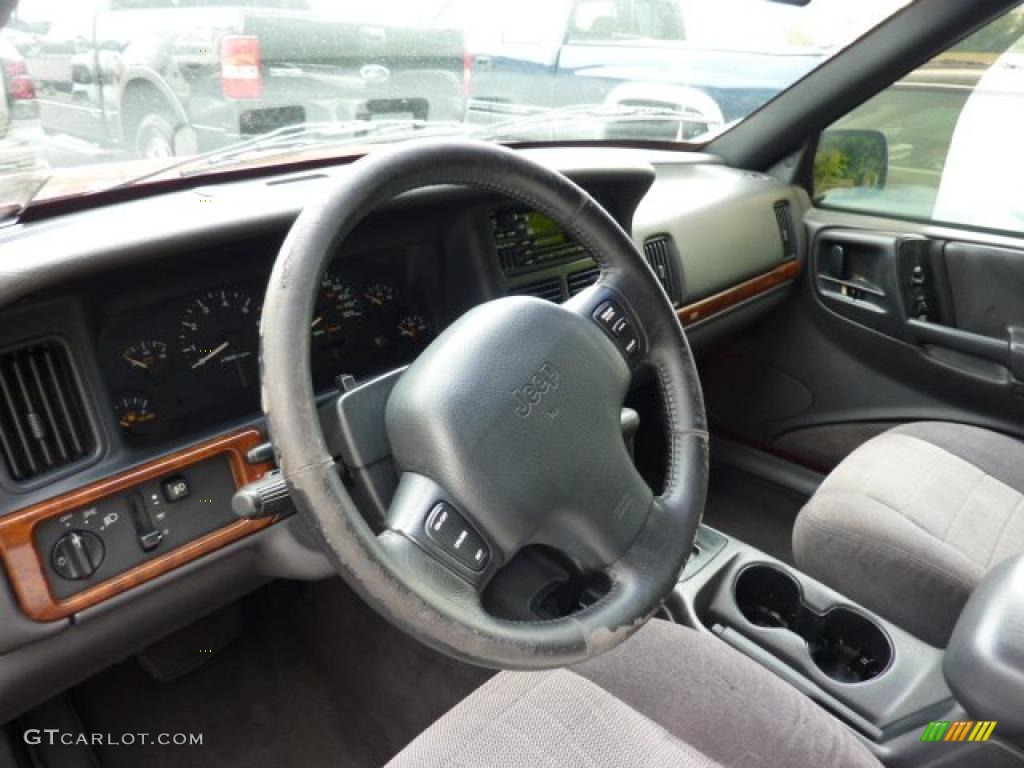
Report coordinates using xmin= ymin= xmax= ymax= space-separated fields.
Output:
xmin=98 ymin=251 xmax=435 ymax=442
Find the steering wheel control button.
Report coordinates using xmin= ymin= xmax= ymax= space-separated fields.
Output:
xmin=161 ymin=475 xmax=191 ymax=503
xmin=425 ymin=502 xmax=490 ymax=571
xmin=594 ymin=300 xmax=641 ymax=359
xmin=52 ymin=530 xmax=105 ymax=580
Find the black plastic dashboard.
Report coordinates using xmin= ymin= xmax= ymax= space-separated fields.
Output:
xmin=94 ymin=239 xmax=441 ymax=444
xmin=0 ymin=146 xmax=807 ymax=725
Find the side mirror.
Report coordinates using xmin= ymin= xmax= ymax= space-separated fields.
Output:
xmin=813 ymin=129 xmax=888 ymax=203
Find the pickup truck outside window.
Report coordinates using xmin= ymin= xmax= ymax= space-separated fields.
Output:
xmin=0 ymin=0 xmax=909 ymax=217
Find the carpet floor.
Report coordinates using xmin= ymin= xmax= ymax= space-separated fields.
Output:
xmin=69 ymin=579 xmax=492 ymax=768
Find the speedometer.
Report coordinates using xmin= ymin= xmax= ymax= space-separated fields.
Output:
xmin=178 ymin=287 xmax=260 ymax=389
xmin=314 ymin=272 xmax=364 ymax=348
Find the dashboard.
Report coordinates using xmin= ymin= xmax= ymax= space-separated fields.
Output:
xmin=0 ymin=147 xmax=807 ymax=725
xmin=96 ymin=243 xmax=440 ymax=443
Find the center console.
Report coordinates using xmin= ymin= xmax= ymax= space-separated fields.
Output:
xmin=668 ymin=526 xmax=1024 ymax=768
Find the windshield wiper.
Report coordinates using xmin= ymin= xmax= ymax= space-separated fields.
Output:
xmin=114 ymin=119 xmax=472 ymax=188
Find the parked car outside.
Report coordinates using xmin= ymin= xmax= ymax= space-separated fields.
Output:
xmin=1 ymin=0 xmax=466 ymax=158
xmin=463 ymin=0 xmax=906 ymax=141
xmin=0 ymin=34 xmax=45 ymax=218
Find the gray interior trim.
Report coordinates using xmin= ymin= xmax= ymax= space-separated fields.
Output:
xmin=631 ymin=163 xmax=805 ymax=303
xmin=709 ymin=435 xmax=823 ymax=499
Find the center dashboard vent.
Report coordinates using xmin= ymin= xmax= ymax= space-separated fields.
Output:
xmin=511 ymin=277 xmax=565 ymax=303
xmin=0 ymin=340 xmax=94 ymax=484
xmin=643 ymin=235 xmax=683 ymax=306
xmin=567 ymin=265 xmax=601 ymax=297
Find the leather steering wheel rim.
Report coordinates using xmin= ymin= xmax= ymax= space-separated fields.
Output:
xmin=261 ymin=139 xmax=708 ymax=669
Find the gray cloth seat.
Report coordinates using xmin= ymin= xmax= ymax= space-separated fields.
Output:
xmin=794 ymin=421 xmax=1024 ymax=647
xmin=386 ymin=619 xmax=879 ymax=768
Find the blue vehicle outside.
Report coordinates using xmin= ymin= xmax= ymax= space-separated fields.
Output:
xmin=466 ymin=0 xmax=826 ymax=139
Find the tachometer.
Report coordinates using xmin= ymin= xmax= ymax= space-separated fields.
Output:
xmin=178 ymin=287 xmax=260 ymax=389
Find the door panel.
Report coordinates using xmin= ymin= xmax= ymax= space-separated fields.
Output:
xmin=945 ymin=242 xmax=1024 ymax=339
xmin=701 ymin=209 xmax=1024 ymax=474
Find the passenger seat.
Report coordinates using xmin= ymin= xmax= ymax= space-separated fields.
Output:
xmin=792 ymin=422 xmax=1024 ymax=647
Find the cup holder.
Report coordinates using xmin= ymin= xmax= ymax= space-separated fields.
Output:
xmin=734 ymin=564 xmax=893 ymax=684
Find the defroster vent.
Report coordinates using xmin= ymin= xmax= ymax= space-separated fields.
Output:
xmin=0 ymin=341 xmax=94 ymax=483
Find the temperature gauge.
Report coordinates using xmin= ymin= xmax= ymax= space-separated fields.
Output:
xmin=115 ymin=392 xmax=158 ymax=437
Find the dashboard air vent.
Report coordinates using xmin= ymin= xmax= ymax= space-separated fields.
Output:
xmin=774 ymin=201 xmax=797 ymax=260
xmin=0 ymin=341 xmax=93 ymax=483
xmin=511 ymin=277 xmax=565 ymax=303
xmin=567 ymin=265 xmax=601 ymax=297
xmin=642 ymin=235 xmax=682 ymax=306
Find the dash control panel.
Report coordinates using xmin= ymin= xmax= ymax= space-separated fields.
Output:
xmin=34 ymin=455 xmax=239 ymax=600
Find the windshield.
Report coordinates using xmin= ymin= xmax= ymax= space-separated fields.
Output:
xmin=0 ymin=0 xmax=910 ymax=215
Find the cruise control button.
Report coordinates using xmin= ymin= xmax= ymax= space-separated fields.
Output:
xmin=424 ymin=502 xmax=490 ymax=571
xmin=595 ymin=302 xmax=620 ymax=328
xmin=594 ymin=300 xmax=642 ymax=360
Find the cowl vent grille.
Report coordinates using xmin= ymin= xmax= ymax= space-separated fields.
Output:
xmin=0 ymin=341 xmax=93 ymax=483
xmin=643 ymin=235 xmax=682 ymax=306
xmin=511 ymin=277 xmax=565 ymax=303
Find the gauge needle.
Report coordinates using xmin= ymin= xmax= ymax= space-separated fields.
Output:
xmin=122 ymin=353 xmax=149 ymax=370
xmin=191 ymin=340 xmax=229 ymax=369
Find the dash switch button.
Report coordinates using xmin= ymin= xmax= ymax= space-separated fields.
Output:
xmin=161 ymin=475 xmax=191 ymax=503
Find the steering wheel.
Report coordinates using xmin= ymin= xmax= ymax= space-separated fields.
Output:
xmin=260 ymin=140 xmax=708 ymax=669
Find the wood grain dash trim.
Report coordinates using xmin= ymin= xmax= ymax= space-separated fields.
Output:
xmin=677 ymin=259 xmax=801 ymax=327
xmin=0 ymin=429 xmax=273 ymax=622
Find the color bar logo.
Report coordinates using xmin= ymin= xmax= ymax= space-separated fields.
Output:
xmin=921 ymin=721 xmax=997 ymax=743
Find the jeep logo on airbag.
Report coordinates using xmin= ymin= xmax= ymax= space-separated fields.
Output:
xmin=513 ymin=362 xmax=561 ymax=418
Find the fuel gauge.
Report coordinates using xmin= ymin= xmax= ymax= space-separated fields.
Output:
xmin=115 ymin=392 xmax=159 ymax=438
xmin=120 ymin=339 xmax=171 ymax=381
xmin=396 ymin=313 xmax=431 ymax=347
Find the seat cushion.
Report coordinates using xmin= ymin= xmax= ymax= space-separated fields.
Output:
xmin=793 ymin=422 xmax=1024 ymax=647
xmin=386 ymin=620 xmax=879 ymax=768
